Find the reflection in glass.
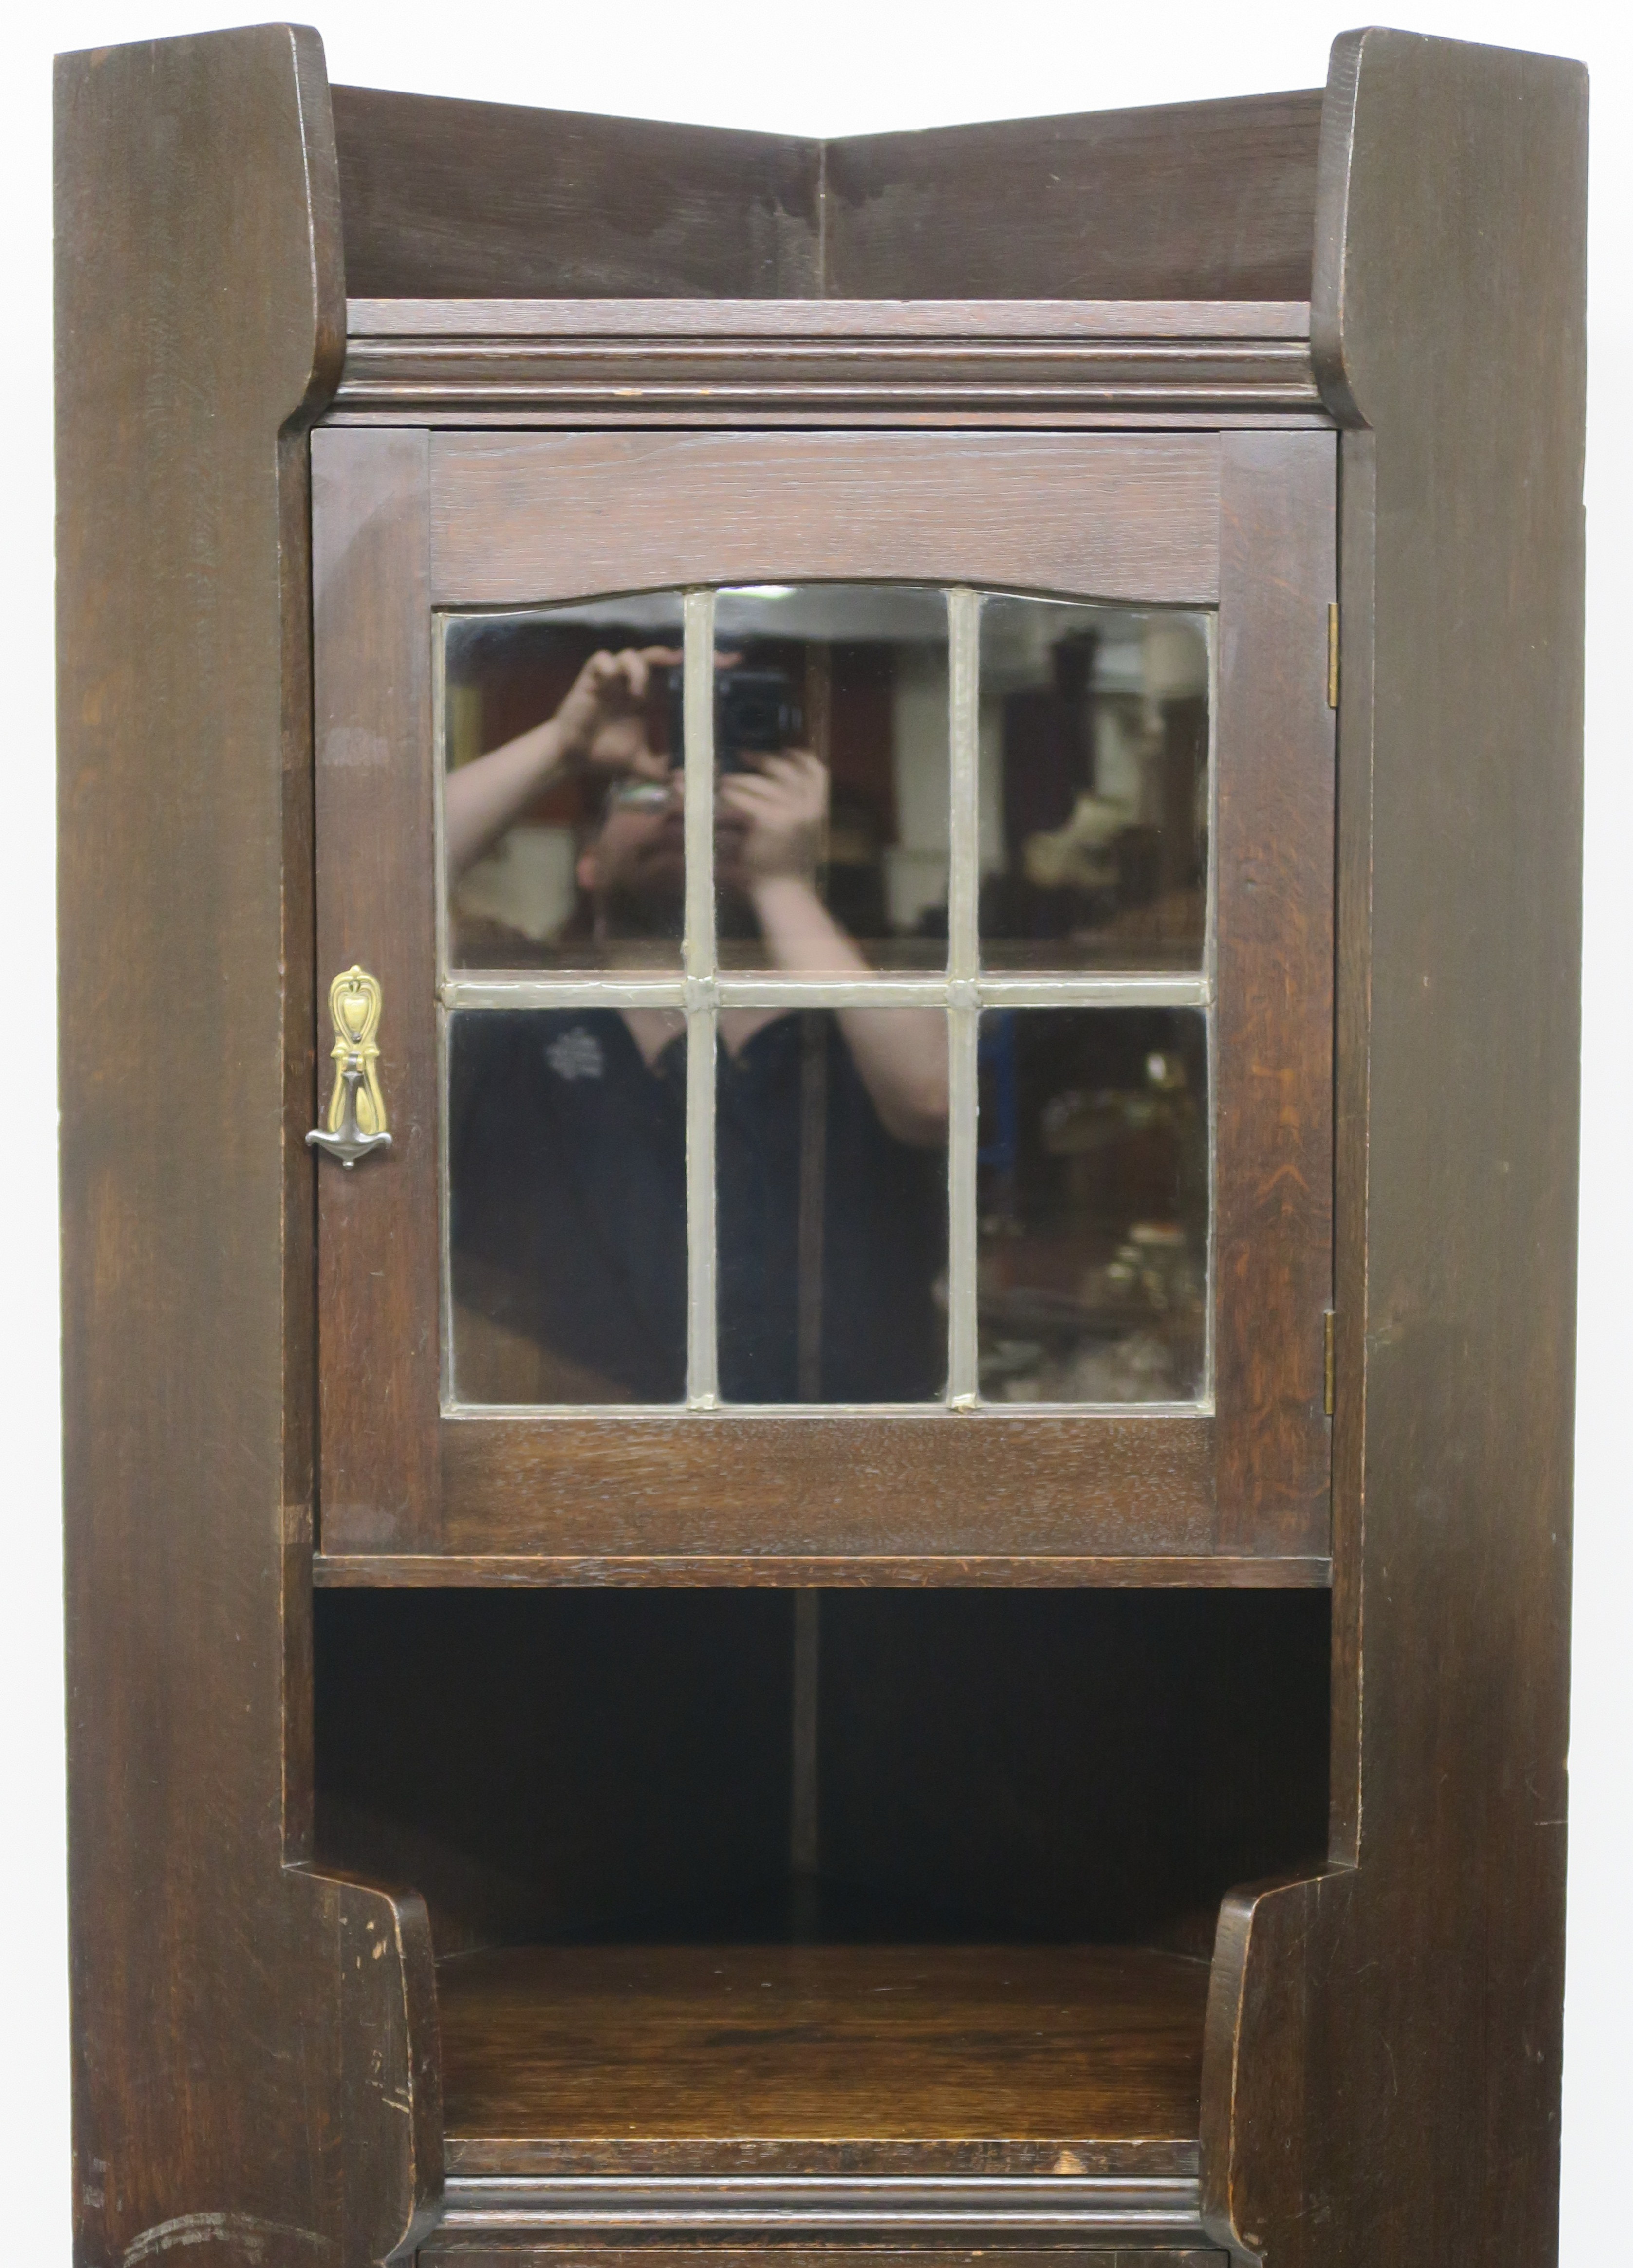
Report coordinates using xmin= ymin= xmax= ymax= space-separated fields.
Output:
xmin=711 ymin=586 xmax=950 ymax=973
xmin=979 ymin=599 xmax=1209 ymax=971
xmin=443 ymin=596 xmax=687 ymax=971
xmin=978 ymin=1009 xmax=1207 ymax=1403
xmin=448 ymin=1008 xmax=688 ymax=1405
xmin=716 ymin=1007 xmax=948 ymax=1404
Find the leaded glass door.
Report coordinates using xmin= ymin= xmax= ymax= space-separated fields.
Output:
xmin=312 ymin=427 xmax=1333 ymax=1576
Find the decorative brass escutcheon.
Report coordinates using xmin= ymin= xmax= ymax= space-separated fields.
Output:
xmin=307 ymin=965 xmax=392 ymax=1169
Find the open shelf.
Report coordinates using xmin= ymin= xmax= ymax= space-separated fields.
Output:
xmin=438 ymin=1940 xmax=1209 ymax=2176
xmin=315 ymin=1585 xmax=1327 ymax=2210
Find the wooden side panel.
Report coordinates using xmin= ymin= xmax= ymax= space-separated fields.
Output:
xmin=1212 ymin=432 xmax=1336 ymax=1550
xmin=331 ymin=85 xmax=822 ymax=299
xmin=313 ymin=429 xmax=442 ymax=1552
xmin=824 ymin=92 xmax=1323 ymax=302
xmin=1204 ymin=30 xmax=1585 ymax=2268
xmin=56 ymin=28 xmax=439 ymax=2265
xmin=429 ymin=432 xmax=1223 ymax=606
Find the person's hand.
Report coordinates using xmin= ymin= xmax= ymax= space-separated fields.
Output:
xmin=717 ymin=752 xmax=828 ymax=886
xmin=555 ymin=646 xmax=681 ymax=779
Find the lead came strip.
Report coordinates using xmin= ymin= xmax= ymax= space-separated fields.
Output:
xmin=439 ymin=974 xmax=1210 ymax=1012
xmin=683 ymin=590 xmax=719 ymax=1407
xmin=946 ymin=588 xmax=981 ymax=1404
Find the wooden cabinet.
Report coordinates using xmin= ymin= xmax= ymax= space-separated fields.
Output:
xmin=56 ymin=23 xmax=1585 ymax=2268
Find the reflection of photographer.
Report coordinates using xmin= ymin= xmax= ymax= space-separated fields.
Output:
xmin=447 ymin=647 xmax=949 ymax=1405
xmin=445 ymin=645 xmax=947 ymax=1146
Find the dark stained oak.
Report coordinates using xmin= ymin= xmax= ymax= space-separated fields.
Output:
xmin=1211 ymin=430 xmax=1336 ymax=1552
xmin=439 ymin=1413 xmax=1217 ymax=1561
xmin=825 ymin=93 xmax=1324 ymax=303
xmin=329 ymin=296 xmax=1328 ymax=430
xmin=314 ymin=423 xmax=1332 ymax=1572
xmin=437 ymin=1944 xmax=1210 ymax=2148
xmin=428 ymin=432 xmax=1224 ymax=607
xmin=1200 ymin=30 xmax=1586 ymax=2268
xmin=56 ymin=25 xmax=440 ymax=2267
xmin=312 ymin=426 xmax=442 ymax=1553
xmin=314 ymin=1552 xmax=1331 ymax=1588
xmin=60 ymin=27 xmax=1582 ymax=2268
xmin=421 ymin=2253 xmax=1225 ymax=2268
xmin=329 ymin=77 xmax=1320 ymax=307
xmin=332 ymin=85 xmax=821 ymax=300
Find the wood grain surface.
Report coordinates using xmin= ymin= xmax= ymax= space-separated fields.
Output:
xmin=314 ymin=1552 xmax=1330 ymax=1588
xmin=329 ymin=75 xmax=1318 ymax=308
xmin=437 ymin=1944 xmax=1210 ymax=2145
xmin=825 ymin=93 xmax=1323 ymax=302
xmin=429 ymin=432 xmax=1222 ymax=606
xmin=329 ymin=296 xmax=1327 ymax=430
xmin=56 ymin=26 xmax=439 ymax=2267
xmin=1211 ymin=430 xmax=1336 ymax=1550
xmin=316 ymin=419 xmax=1337 ymax=1572
xmin=312 ymin=426 xmax=442 ymax=1551
xmin=422 ymin=2251 xmax=1224 ymax=2267
xmin=333 ymin=85 xmax=820 ymax=299
xmin=439 ymin=1413 xmax=1216 ymax=1560
xmin=1201 ymin=30 xmax=1586 ymax=2268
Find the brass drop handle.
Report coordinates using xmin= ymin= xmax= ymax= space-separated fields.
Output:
xmin=307 ymin=965 xmax=392 ymax=1169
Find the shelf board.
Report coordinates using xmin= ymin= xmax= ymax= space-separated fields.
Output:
xmin=316 ymin=1551 xmax=1330 ymax=1588
xmin=437 ymin=1941 xmax=1210 ymax=2175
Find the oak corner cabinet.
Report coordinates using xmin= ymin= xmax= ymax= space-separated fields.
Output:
xmin=56 ymin=23 xmax=1585 ymax=2268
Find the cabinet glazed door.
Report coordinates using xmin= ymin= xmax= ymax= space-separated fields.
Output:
xmin=311 ymin=428 xmax=1333 ymax=1577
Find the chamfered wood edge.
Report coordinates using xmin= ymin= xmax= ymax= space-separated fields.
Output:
xmin=1197 ymin=1868 xmax=1356 ymax=2257
xmin=56 ymin=24 xmax=440 ymax=2262
xmin=314 ymin=1554 xmax=1332 ymax=1589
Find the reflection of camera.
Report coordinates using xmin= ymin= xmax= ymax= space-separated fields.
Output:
xmin=668 ymin=663 xmax=803 ymax=772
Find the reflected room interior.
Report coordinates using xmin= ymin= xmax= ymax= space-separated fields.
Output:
xmin=441 ymin=586 xmax=1212 ymax=1414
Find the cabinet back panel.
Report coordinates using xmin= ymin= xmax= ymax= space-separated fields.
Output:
xmin=315 ymin=1589 xmax=1328 ymax=1955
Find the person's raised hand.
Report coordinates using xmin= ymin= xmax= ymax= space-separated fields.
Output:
xmin=555 ymin=646 xmax=681 ymax=780
xmin=717 ymin=752 xmax=828 ymax=886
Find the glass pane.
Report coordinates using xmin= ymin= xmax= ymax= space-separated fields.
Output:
xmin=977 ymin=1008 xmax=1207 ymax=1404
xmin=978 ymin=598 xmax=1209 ymax=971
xmin=448 ymin=1007 xmax=687 ymax=1405
xmin=443 ymin=596 xmax=687 ymax=972
xmin=711 ymin=586 xmax=950 ymax=974
xmin=717 ymin=1007 xmax=948 ymax=1403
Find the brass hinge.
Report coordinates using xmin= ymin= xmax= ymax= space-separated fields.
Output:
xmin=1323 ymin=1310 xmax=1336 ymax=1416
xmin=1326 ymin=603 xmax=1340 ymax=709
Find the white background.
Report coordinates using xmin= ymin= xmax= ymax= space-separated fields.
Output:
xmin=6 ymin=3 xmax=1628 ymax=2259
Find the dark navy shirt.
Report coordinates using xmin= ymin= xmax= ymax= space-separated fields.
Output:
xmin=450 ymin=1009 xmax=946 ymax=1403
